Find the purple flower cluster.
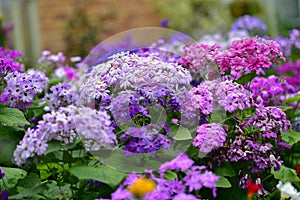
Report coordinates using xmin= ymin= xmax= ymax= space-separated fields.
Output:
xmin=80 ymin=51 xmax=191 ymax=103
xmin=108 ymin=153 xmax=218 ymax=200
xmin=0 ymin=47 xmax=23 ymax=76
xmin=276 ymin=61 xmax=300 ymax=89
xmin=249 ymin=75 xmax=296 ymax=106
xmin=178 ymin=43 xmax=221 ymax=73
xmin=120 ymin=124 xmax=172 ymax=155
xmin=0 ymin=70 xmax=48 ymax=110
xmin=227 ymin=135 xmax=283 ymax=173
xmin=246 ymin=106 xmax=291 ymax=138
xmin=193 ymin=123 xmax=227 ymax=153
xmin=214 ymin=37 xmax=285 ymax=73
xmin=0 ymin=167 xmax=4 ymax=179
xmin=230 ymin=15 xmax=267 ymax=35
xmin=74 ymin=106 xmax=116 ymax=151
xmin=43 ymin=82 xmax=74 ymax=111
xmin=275 ymin=29 xmax=300 ymax=57
xmin=13 ymin=105 xmax=77 ymax=165
xmin=187 ymin=84 xmax=213 ymax=115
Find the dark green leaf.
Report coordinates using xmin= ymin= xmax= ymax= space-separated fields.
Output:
xmin=0 ymin=107 xmax=29 ymax=126
xmin=271 ymin=165 xmax=300 ymax=183
xmin=70 ymin=165 xmax=126 ymax=188
xmin=235 ymin=71 xmax=256 ymax=85
xmin=9 ymin=182 xmax=48 ymax=200
xmin=285 ymin=94 xmax=300 ymax=104
xmin=214 ymin=162 xmax=236 ymax=177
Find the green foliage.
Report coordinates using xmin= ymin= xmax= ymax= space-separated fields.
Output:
xmin=271 ymin=165 xmax=300 ymax=183
xmin=0 ymin=107 xmax=29 ymax=126
xmin=282 ymin=130 xmax=300 ymax=146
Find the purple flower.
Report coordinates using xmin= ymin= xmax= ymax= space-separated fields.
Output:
xmin=43 ymin=82 xmax=74 ymax=111
xmin=159 ymin=153 xmax=194 ymax=174
xmin=173 ymin=193 xmax=200 ymax=200
xmin=0 ymin=70 xmax=48 ymax=111
xmin=231 ymin=15 xmax=267 ymax=35
xmin=160 ymin=19 xmax=169 ymax=28
xmin=193 ymin=123 xmax=227 ymax=153
xmin=0 ymin=167 xmax=4 ymax=179
xmin=183 ymin=166 xmax=219 ymax=197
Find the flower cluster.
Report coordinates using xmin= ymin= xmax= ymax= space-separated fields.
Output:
xmin=230 ymin=15 xmax=267 ymax=35
xmin=0 ymin=70 xmax=48 ymax=110
xmin=74 ymin=106 xmax=116 ymax=151
xmin=275 ymin=29 xmax=300 ymax=57
xmin=246 ymin=106 xmax=291 ymax=138
xmin=120 ymin=124 xmax=172 ymax=155
xmin=214 ymin=37 xmax=285 ymax=73
xmin=0 ymin=47 xmax=23 ymax=77
xmin=227 ymin=135 xmax=283 ymax=173
xmin=178 ymin=43 xmax=220 ymax=73
xmin=43 ymin=82 xmax=75 ymax=111
xmin=276 ymin=61 xmax=300 ymax=89
xmin=193 ymin=123 xmax=226 ymax=153
xmin=80 ymin=51 xmax=192 ymax=103
xmin=106 ymin=153 xmax=218 ymax=200
xmin=249 ymin=75 xmax=296 ymax=106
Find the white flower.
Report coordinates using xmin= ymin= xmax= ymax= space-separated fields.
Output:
xmin=277 ymin=181 xmax=300 ymax=200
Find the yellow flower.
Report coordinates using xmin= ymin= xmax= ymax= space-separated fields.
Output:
xmin=127 ymin=177 xmax=156 ymax=198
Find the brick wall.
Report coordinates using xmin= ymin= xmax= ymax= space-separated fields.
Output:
xmin=37 ymin=0 xmax=162 ymax=53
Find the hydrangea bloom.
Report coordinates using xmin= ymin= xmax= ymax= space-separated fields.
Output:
xmin=0 ymin=70 xmax=48 ymax=110
xmin=214 ymin=37 xmax=285 ymax=73
xmin=43 ymin=82 xmax=75 ymax=111
xmin=193 ymin=123 xmax=227 ymax=153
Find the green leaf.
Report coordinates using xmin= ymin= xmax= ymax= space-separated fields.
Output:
xmin=0 ymin=107 xmax=29 ymax=126
xmin=215 ymin=176 xmax=232 ymax=188
xmin=171 ymin=126 xmax=192 ymax=140
xmin=235 ymin=71 xmax=256 ymax=85
xmin=282 ymin=130 xmax=300 ymax=146
xmin=271 ymin=165 xmax=300 ymax=183
xmin=49 ymin=78 xmax=63 ymax=86
xmin=214 ymin=162 xmax=236 ymax=177
xmin=9 ymin=182 xmax=48 ymax=200
xmin=164 ymin=170 xmax=178 ymax=180
xmin=276 ymin=106 xmax=293 ymax=111
xmin=0 ymin=167 xmax=27 ymax=190
xmin=18 ymin=173 xmax=41 ymax=189
xmin=70 ymin=165 xmax=126 ymax=188
xmin=285 ymin=94 xmax=300 ymax=104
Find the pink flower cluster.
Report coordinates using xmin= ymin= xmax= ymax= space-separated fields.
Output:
xmin=214 ymin=37 xmax=285 ymax=73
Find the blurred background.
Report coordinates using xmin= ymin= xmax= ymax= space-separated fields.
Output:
xmin=0 ymin=0 xmax=299 ymax=65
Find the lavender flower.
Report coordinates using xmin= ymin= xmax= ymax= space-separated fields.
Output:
xmin=0 ymin=70 xmax=48 ymax=110
xmin=43 ymin=82 xmax=74 ymax=111
xmin=183 ymin=166 xmax=219 ymax=197
xmin=0 ymin=167 xmax=4 ymax=179
xmin=193 ymin=123 xmax=227 ymax=153
xmin=230 ymin=15 xmax=267 ymax=35
xmin=0 ymin=47 xmax=23 ymax=77
xmin=159 ymin=153 xmax=194 ymax=174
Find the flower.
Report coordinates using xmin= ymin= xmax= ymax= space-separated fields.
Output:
xmin=193 ymin=123 xmax=227 ymax=153
xmin=277 ymin=181 xmax=300 ymax=200
xmin=230 ymin=15 xmax=267 ymax=35
xmin=159 ymin=153 xmax=194 ymax=174
xmin=0 ymin=70 xmax=48 ymax=111
xmin=127 ymin=177 xmax=156 ymax=198
xmin=0 ymin=167 xmax=4 ymax=179
xmin=296 ymin=164 xmax=300 ymax=178
xmin=247 ymin=180 xmax=262 ymax=198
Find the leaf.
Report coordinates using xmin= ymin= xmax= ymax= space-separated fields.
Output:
xmin=285 ymin=94 xmax=300 ymax=104
xmin=235 ymin=71 xmax=256 ymax=85
xmin=164 ymin=170 xmax=178 ymax=180
xmin=0 ymin=167 xmax=27 ymax=190
xmin=271 ymin=165 xmax=300 ymax=183
xmin=70 ymin=165 xmax=126 ymax=188
xmin=171 ymin=126 xmax=192 ymax=140
xmin=9 ymin=182 xmax=48 ymax=200
xmin=0 ymin=107 xmax=29 ymax=126
xmin=18 ymin=173 xmax=41 ymax=189
xmin=276 ymin=106 xmax=293 ymax=111
xmin=215 ymin=176 xmax=232 ymax=188
xmin=214 ymin=162 xmax=236 ymax=177
xmin=282 ymin=130 xmax=300 ymax=146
